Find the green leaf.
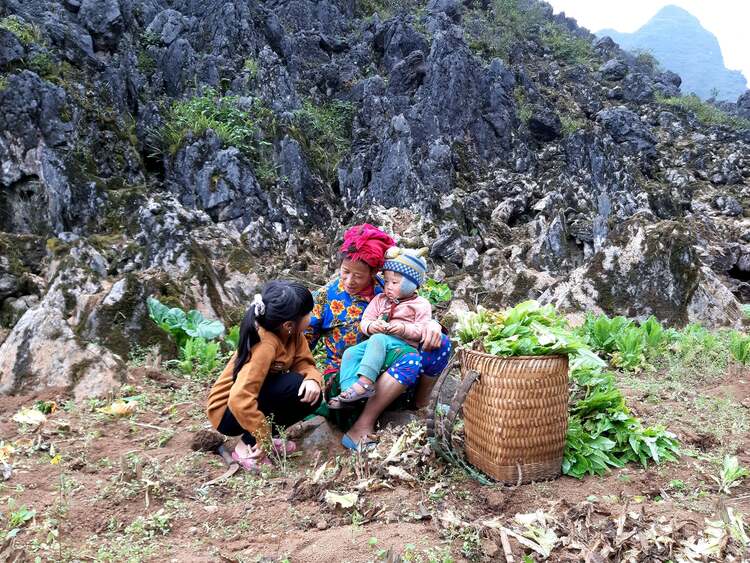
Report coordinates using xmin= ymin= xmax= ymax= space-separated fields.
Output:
xmin=184 ymin=309 xmax=225 ymax=340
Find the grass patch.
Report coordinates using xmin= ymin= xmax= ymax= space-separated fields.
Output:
xmin=159 ymin=90 xmax=354 ymax=186
xmin=158 ymin=87 xmax=278 ymax=185
xmin=289 ymin=99 xmax=356 ymax=183
xmin=692 ymin=396 xmax=750 ymax=441
xmin=513 ymin=86 xmax=532 ymax=124
xmin=541 ymin=24 xmax=594 ymax=65
xmin=243 ymin=57 xmax=258 ymax=80
xmin=27 ymin=52 xmax=56 ymax=79
xmin=357 ymin=0 xmax=425 ymax=19
xmin=560 ymin=115 xmax=586 ymax=136
xmin=0 ymin=15 xmax=43 ymax=45
xmin=633 ymin=48 xmax=661 ymax=71
xmin=656 ymin=93 xmax=750 ymax=130
xmin=464 ymin=0 xmax=594 ymax=65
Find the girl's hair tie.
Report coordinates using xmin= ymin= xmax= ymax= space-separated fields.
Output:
xmin=252 ymin=293 xmax=266 ymax=317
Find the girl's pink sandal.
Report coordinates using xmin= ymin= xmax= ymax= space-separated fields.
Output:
xmin=272 ymin=438 xmax=297 ymax=454
xmin=231 ymin=450 xmax=273 ymax=471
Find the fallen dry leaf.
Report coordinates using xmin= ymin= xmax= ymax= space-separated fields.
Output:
xmin=386 ymin=465 xmax=417 ymax=482
xmin=97 ymin=399 xmax=137 ymax=416
xmin=12 ymin=407 xmax=47 ymax=426
xmin=324 ymin=490 xmax=358 ymax=509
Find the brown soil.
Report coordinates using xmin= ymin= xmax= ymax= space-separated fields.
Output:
xmin=1 ymin=365 xmax=750 ymax=562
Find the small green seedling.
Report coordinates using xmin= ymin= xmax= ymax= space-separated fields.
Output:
xmin=669 ymin=479 xmax=686 ymax=491
xmin=711 ymin=455 xmax=749 ymax=495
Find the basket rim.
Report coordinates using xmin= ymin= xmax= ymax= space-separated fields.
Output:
xmin=460 ymin=348 xmax=569 ymax=361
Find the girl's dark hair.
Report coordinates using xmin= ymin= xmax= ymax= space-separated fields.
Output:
xmin=233 ymin=280 xmax=314 ymax=379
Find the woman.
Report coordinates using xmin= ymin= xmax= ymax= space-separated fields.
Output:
xmin=306 ymin=224 xmax=452 ymax=450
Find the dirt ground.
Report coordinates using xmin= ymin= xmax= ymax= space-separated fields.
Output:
xmin=1 ymin=362 xmax=750 ymax=562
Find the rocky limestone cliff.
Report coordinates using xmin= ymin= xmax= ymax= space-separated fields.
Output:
xmin=0 ymin=0 xmax=748 ymax=398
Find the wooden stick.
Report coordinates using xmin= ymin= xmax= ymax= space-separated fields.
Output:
xmin=130 ymin=421 xmax=170 ymax=432
xmin=500 ymin=530 xmax=514 ymax=562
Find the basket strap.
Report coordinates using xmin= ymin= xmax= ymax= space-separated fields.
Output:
xmin=444 ymin=368 xmax=480 ymax=435
xmin=425 ymin=356 xmax=458 ymax=442
xmin=426 ymin=355 xmax=493 ymax=485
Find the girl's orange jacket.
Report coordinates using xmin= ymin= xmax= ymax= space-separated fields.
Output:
xmin=206 ymin=327 xmax=322 ymax=445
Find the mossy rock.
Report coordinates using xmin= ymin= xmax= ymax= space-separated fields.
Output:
xmin=588 ymin=219 xmax=700 ymax=326
xmin=77 ymin=273 xmax=184 ymax=360
xmin=0 ymin=233 xmax=45 ymax=271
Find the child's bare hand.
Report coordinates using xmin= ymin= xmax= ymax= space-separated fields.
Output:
xmin=386 ymin=322 xmax=405 ymax=336
xmin=369 ymin=320 xmax=389 ymax=334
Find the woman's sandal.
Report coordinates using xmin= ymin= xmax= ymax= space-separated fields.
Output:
xmin=328 ymin=380 xmax=376 ymax=410
xmin=341 ymin=433 xmax=378 ymax=451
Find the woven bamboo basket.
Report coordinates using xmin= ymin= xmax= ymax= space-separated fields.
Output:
xmin=460 ymin=348 xmax=569 ymax=484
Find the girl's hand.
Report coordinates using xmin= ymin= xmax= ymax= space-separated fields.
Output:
xmin=298 ymin=379 xmax=321 ymax=404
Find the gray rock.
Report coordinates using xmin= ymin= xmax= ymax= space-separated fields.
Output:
xmin=379 ymin=410 xmax=418 ymax=429
xmin=161 ymin=38 xmax=195 ymax=96
xmin=298 ymin=418 xmax=343 ymax=454
xmin=596 ymin=106 xmax=656 ymax=157
xmin=374 ymin=18 xmax=429 ymax=73
xmin=0 ymin=29 xmax=24 ymax=67
xmin=78 ymin=0 xmax=122 ymax=51
xmin=541 ymin=218 xmax=743 ymax=327
xmin=146 ymin=9 xmax=186 ymax=45
xmin=715 ymin=195 xmax=743 ymax=216
xmin=0 ymin=305 xmax=125 ymax=400
xmin=426 ymin=0 xmax=463 ymax=22
xmin=599 ymin=59 xmax=628 ymax=81
xmin=386 ymin=49 xmax=425 ymax=96
xmin=737 ymin=90 xmax=750 ymax=119
xmin=528 ymin=106 xmax=562 ymax=142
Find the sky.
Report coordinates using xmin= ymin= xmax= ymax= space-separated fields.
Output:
xmin=545 ymin=0 xmax=750 ymax=81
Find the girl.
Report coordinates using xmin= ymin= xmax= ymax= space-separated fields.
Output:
xmin=206 ymin=280 xmax=323 ymax=470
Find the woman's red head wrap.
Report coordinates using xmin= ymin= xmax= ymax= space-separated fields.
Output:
xmin=339 ymin=224 xmax=395 ymax=270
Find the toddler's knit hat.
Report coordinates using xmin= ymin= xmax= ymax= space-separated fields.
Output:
xmin=383 ymin=247 xmax=428 ymax=287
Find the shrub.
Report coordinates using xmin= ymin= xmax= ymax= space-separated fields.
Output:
xmin=159 ymin=88 xmax=278 ymax=185
xmin=541 ymin=24 xmax=594 ymax=65
xmin=357 ymin=0 xmax=424 ymax=19
xmin=656 ymin=93 xmax=750 ymax=130
xmin=464 ymin=0 xmax=544 ymax=61
xmin=160 ymin=89 xmax=260 ymax=155
xmin=0 ymin=15 xmax=42 ymax=45
xmin=289 ymin=99 xmax=355 ymax=183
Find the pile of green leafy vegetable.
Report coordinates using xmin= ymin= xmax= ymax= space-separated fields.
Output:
xmin=456 ymin=300 xmax=599 ymax=361
xmin=455 ymin=301 xmax=680 ymax=478
xmin=147 ymin=297 xmax=239 ymax=379
xmin=563 ymin=361 xmax=679 ymax=478
xmin=419 ymin=278 xmax=453 ymax=307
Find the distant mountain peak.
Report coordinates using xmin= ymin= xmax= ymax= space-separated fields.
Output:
xmin=652 ymin=4 xmax=699 ymax=21
xmin=596 ymin=5 xmax=747 ymax=101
